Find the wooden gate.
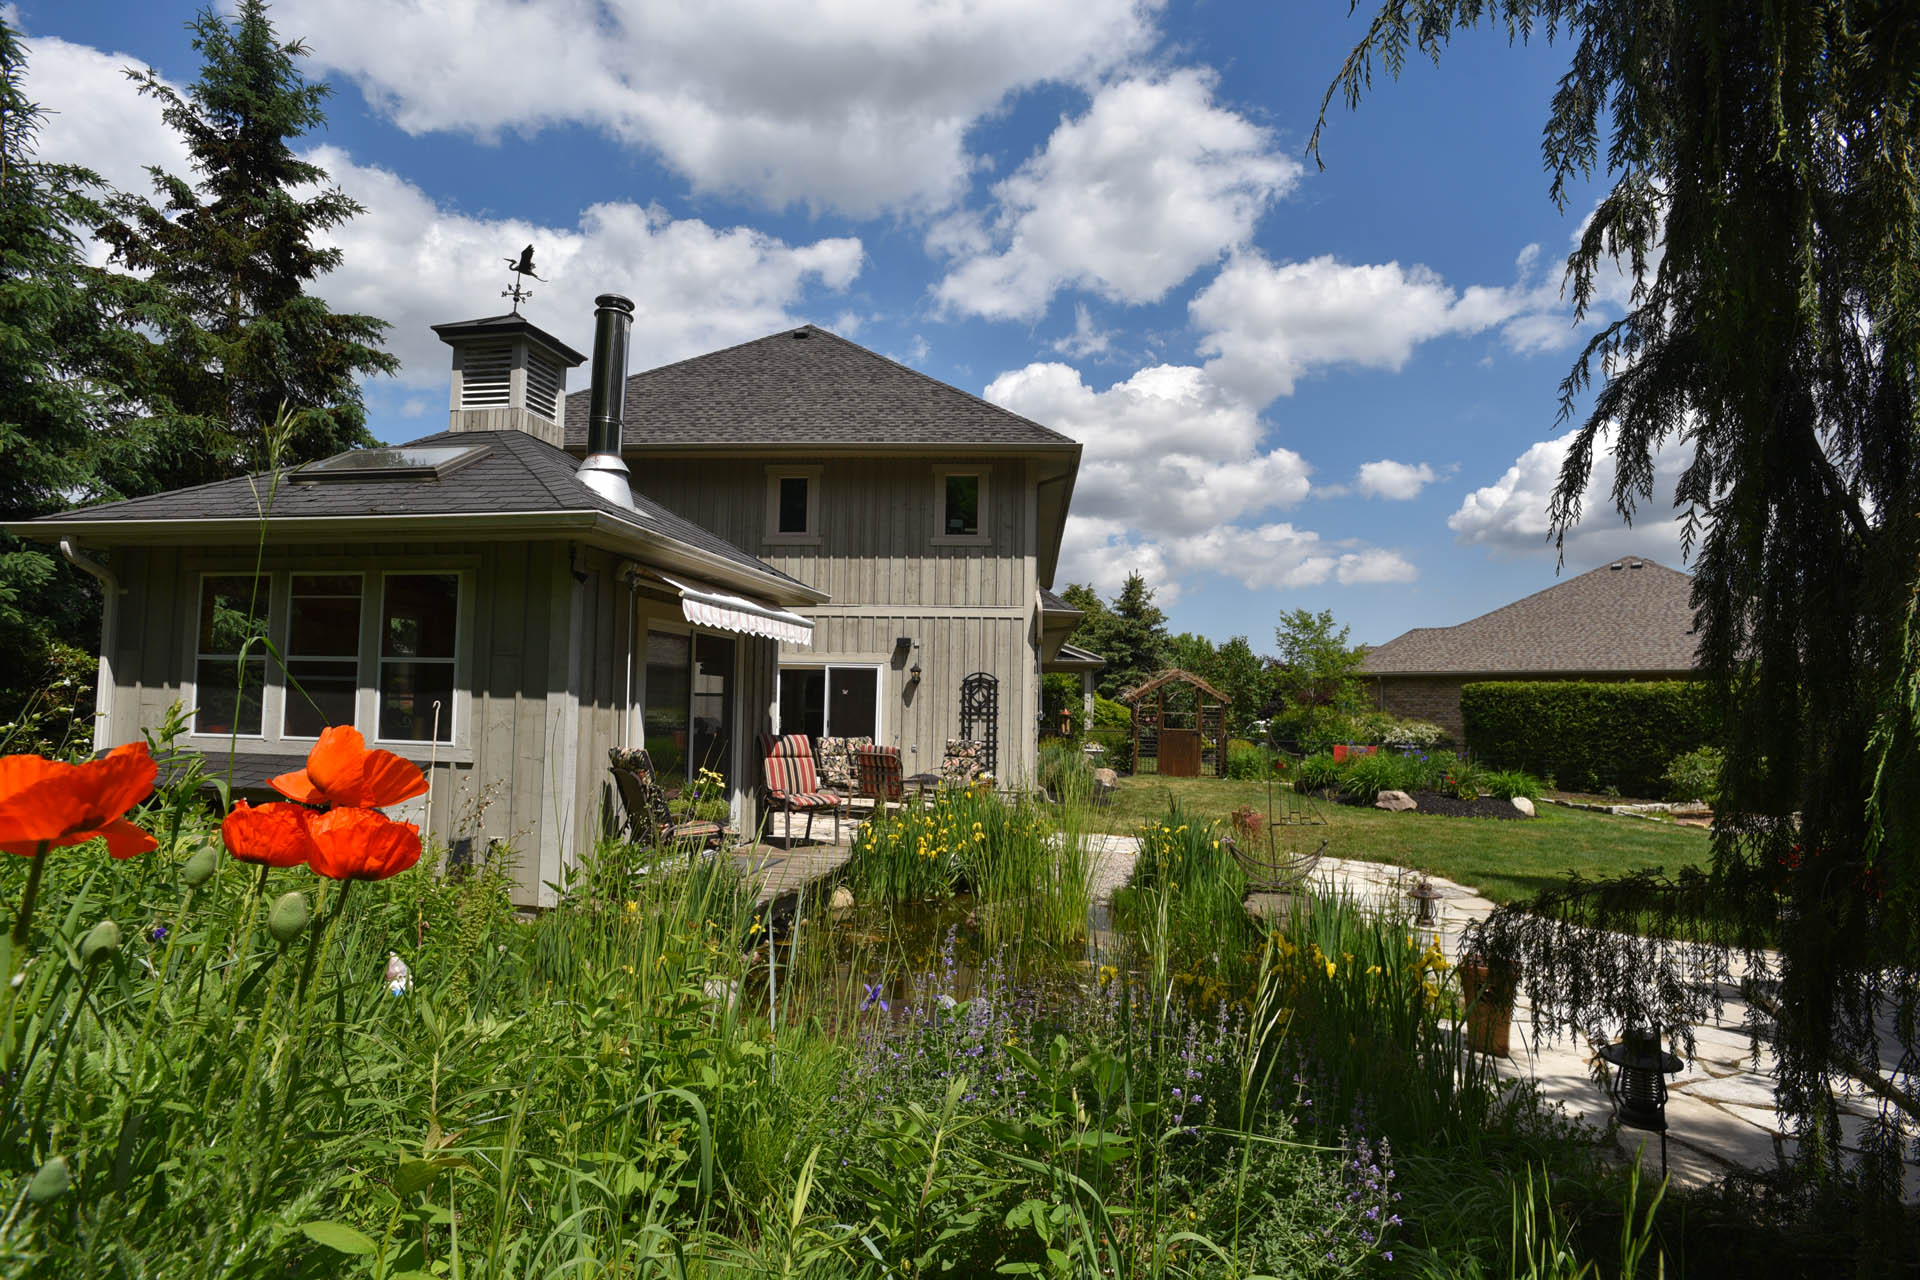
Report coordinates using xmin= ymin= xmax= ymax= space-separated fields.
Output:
xmin=1158 ymin=729 xmax=1202 ymax=777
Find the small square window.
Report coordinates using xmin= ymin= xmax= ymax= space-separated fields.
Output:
xmin=765 ymin=467 xmax=821 ymax=542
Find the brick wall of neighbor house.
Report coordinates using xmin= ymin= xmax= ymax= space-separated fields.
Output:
xmin=1370 ymin=672 xmax=1696 ymax=753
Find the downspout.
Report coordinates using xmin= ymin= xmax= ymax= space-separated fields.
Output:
xmin=620 ymin=563 xmax=642 ymax=747
xmin=57 ymin=540 xmax=117 ymax=754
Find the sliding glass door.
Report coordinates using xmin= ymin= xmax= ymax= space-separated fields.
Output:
xmin=644 ymin=629 xmax=736 ymax=789
xmin=777 ymin=665 xmax=879 ymax=741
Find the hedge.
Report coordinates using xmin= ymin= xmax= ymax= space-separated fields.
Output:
xmin=1460 ymin=680 xmax=1715 ymax=797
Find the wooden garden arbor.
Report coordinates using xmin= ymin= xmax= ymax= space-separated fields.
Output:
xmin=1120 ymin=669 xmax=1230 ymax=777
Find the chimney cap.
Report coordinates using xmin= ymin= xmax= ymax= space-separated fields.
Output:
xmin=595 ymin=293 xmax=635 ymax=315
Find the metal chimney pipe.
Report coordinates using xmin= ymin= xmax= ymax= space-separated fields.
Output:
xmin=577 ymin=292 xmax=636 ymax=510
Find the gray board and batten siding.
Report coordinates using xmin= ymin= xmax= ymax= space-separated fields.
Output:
xmin=94 ymin=537 xmax=780 ymax=908
xmin=624 ymin=453 xmax=1045 ymax=783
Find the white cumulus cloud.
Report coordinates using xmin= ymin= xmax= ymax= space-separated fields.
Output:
xmin=1353 ymin=459 xmax=1438 ymax=501
xmin=273 ymin=0 xmax=1160 ymax=216
xmin=933 ymin=70 xmax=1300 ymax=320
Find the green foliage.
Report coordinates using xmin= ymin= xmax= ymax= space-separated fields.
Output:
xmin=1293 ymin=752 xmax=1340 ymax=794
xmin=1272 ymin=608 xmax=1367 ymax=716
xmin=1482 ymin=769 xmax=1545 ymax=803
xmin=1035 ymin=737 xmax=1093 ymax=803
xmin=1461 ymin=681 xmax=1713 ymax=797
xmin=94 ymin=0 xmax=397 ymax=494
xmin=0 ymin=20 xmax=139 ymax=699
xmin=1224 ymin=740 xmax=1275 ymax=780
xmin=1662 ymin=746 xmax=1723 ymax=805
xmin=1063 ymin=573 xmax=1170 ymax=699
xmin=1321 ymin=0 xmax=1920 ymax=1170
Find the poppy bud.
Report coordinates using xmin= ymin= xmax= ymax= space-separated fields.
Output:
xmin=79 ymin=920 xmax=122 ymax=966
xmin=182 ymin=843 xmax=219 ymax=887
xmin=268 ymin=891 xmax=310 ymax=944
xmin=28 ymin=1156 xmax=71 ymax=1203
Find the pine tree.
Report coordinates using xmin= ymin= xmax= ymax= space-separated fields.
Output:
xmin=1100 ymin=572 xmax=1170 ymax=699
xmin=95 ymin=0 xmax=396 ymax=491
xmin=0 ymin=20 xmax=135 ymax=703
xmin=1322 ymin=0 xmax=1920 ymax=1181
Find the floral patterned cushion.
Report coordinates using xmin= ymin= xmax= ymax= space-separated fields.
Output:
xmin=815 ymin=736 xmax=872 ymax=791
xmin=940 ymin=738 xmax=983 ymax=785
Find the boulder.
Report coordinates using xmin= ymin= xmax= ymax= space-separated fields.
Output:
xmin=1093 ymin=768 xmax=1120 ymax=788
xmin=1375 ymin=789 xmax=1417 ymax=812
xmin=1511 ymin=796 xmax=1536 ymax=817
xmin=828 ymin=885 xmax=855 ymax=915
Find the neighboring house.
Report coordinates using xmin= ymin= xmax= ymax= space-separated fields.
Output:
xmin=560 ymin=323 xmax=1083 ymax=786
xmin=1359 ymin=558 xmax=1699 ymax=746
xmin=6 ymin=301 xmax=1088 ymax=906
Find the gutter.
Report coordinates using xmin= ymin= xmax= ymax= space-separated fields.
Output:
xmin=13 ymin=509 xmax=828 ymax=608
xmin=57 ymin=540 xmax=116 ymax=753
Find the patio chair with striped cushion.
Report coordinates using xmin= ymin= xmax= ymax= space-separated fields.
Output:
xmin=854 ymin=744 xmax=904 ymax=805
xmin=758 ymin=733 xmax=844 ymax=844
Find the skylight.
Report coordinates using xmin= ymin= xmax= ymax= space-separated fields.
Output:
xmin=293 ymin=444 xmax=490 ymax=483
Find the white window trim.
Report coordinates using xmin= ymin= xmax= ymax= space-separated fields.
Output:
xmin=931 ymin=466 xmax=990 ymax=545
xmin=764 ymin=465 xmax=823 ymax=545
xmin=186 ymin=570 xmax=273 ymax=740
xmin=279 ymin=571 xmax=365 ymax=741
xmin=775 ymin=662 xmax=885 ymax=744
xmin=372 ymin=569 xmax=468 ymax=748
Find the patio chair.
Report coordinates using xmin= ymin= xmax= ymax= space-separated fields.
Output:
xmin=1224 ymin=835 xmax=1327 ymax=894
xmin=853 ymin=744 xmax=904 ymax=806
xmin=758 ymin=733 xmax=845 ymax=844
xmin=608 ymin=747 xmax=728 ymax=849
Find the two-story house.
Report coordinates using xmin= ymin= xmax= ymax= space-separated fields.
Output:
xmin=561 ymin=323 xmax=1083 ymax=788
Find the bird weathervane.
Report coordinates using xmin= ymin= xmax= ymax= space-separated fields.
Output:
xmin=502 ymin=244 xmax=544 ymax=313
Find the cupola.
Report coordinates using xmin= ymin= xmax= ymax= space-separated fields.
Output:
xmin=429 ymin=313 xmax=587 ymax=448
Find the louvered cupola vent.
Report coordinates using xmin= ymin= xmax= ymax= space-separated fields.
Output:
xmin=525 ymin=349 xmax=564 ymax=421
xmin=458 ymin=342 xmax=514 ymax=409
xmin=431 ymin=312 xmax=587 ymax=450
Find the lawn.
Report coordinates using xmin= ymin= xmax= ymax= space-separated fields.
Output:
xmin=1094 ymin=774 xmax=1713 ymax=905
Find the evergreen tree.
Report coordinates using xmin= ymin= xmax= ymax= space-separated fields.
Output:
xmin=1323 ymin=0 xmax=1920 ymax=1179
xmin=0 ymin=20 xmax=135 ymax=705
xmin=1212 ymin=636 xmax=1272 ymax=737
xmin=1100 ymin=572 xmax=1170 ymax=698
xmin=95 ymin=0 xmax=396 ymax=491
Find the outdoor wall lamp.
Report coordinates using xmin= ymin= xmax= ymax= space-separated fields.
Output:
xmin=907 ymin=660 xmax=922 ymax=686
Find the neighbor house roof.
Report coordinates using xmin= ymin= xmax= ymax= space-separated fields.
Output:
xmin=1360 ymin=558 xmax=1699 ymax=676
xmin=563 ymin=324 xmax=1078 ymax=451
xmin=8 ymin=429 xmax=824 ymax=605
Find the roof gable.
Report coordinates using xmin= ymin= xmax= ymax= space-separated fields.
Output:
xmin=563 ymin=324 xmax=1075 ymax=451
xmin=1360 ymin=558 xmax=1700 ymax=675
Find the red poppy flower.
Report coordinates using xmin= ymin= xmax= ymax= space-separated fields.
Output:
xmin=305 ymin=807 xmax=421 ymax=882
xmin=270 ymin=726 xmax=427 ymax=810
xmin=0 ymin=743 xmax=158 ymax=859
xmin=221 ymin=801 xmax=321 ymax=868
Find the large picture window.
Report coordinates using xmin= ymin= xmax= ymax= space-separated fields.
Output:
xmin=778 ymin=665 xmax=879 ymax=741
xmin=283 ymin=574 xmax=362 ymax=738
xmin=194 ymin=575 xmax=269 ymax=736
xmin=378 ymin=573 xmax=458 ymax=743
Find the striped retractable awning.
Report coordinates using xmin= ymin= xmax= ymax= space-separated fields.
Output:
xmin=648 ymin=571 xmax=814 ymax=646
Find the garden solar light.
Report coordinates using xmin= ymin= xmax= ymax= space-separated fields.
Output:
xmin=1409 ymin=877 xmax=1442 ymax=927
xmin=1598 ymin=1025 xmax=1684 ymax=1176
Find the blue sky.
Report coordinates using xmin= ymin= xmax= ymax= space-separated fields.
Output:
xmin=14 ymin=0 xmax=1690 ymax=649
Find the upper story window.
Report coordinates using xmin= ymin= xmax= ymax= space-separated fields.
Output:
xmin=933 ymin=467 xmax=989 ymax=544
xmin=283 ymin=574 xmax=362 ymax=739
xmin=765 ymin=466 xmax=822 ymax=544
xmin=194 ymin=575 xmax=269 ymax=736
xmin=379 ymin=573 xmax=459 ymax=743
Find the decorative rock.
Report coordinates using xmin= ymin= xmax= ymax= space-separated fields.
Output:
xmin=702 ymin=977 xmax=739 ymax=1008
xmin=1375 ymin=790 xmax=1417 ymax=812
xmin=1511 ymin=796 xmax=1536 ymax=817
xmin=828 ymin=885 xmax=855 ymax=915
xmin=1093 ymin=768 xmax=1120 ymax=787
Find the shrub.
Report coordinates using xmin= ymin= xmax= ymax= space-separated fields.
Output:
xmin=1460 ymin=680 xmax=1715 ymax=797
xmin=1663 ymin=745 xmax=1723 ymax=805
xmin=1339 ymin=751 xmax=1420 ymax=803
xmin=1379 ymin=716 xmax=1449 ymax=751
xmin=1293 ymin=751 xmax=1340 ymax=794
xmin=1481 ymin=768 xmax=1544 ymax=801
xmin=1226 ymin=740 xmax=1275 ymax=780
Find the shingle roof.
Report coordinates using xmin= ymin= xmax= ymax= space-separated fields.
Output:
xmin=1360 ymin=559 xmax=1700 ymax=675
xmin=17 ymin=429 xmax=805 ymax=590
xmin=562 ymin=324 xmax=1075 ymax=450
xmin=1038 ymin=586 xmax=1081 ymax=615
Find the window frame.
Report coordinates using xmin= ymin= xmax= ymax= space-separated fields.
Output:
xmin=931 ymin=466 xmax=990 ymax=545
xmin=279 ymin=571 xmax=366 ymax=741
xmin=372 ymin=570 xmax=465 ymax=748
xmin=764 ymin=465 xmax=822 ymax=545
xmin=187 ymin=570 xmax=273 ymax=740
xmin=775 ymin=662 xmax=885 ymax=744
